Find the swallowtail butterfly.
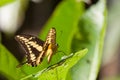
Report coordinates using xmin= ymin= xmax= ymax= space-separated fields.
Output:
xmin=15 ymin=28 xmax=58 ymax=67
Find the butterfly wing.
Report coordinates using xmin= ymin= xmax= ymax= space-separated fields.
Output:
xmin=15 ymin=34 xmax=44 ymax=66
xmin=36 ymin=28 xmax=58 ymax=64
xmin=44 ymin=28 xmax=58 ymax=62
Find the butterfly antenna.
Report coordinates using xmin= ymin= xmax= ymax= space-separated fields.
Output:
xmin=57 ymin=50 xmax=66 ymax=55
xmin=57 ymin=30 xmax=63 ymax=40
xmin=57 ymin=30 xmax=67 ymax=55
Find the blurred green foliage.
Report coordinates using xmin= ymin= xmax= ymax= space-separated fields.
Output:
xmin=0 ymin=0 xmax=15 ymax=7
xmin=0 ymin=44 xmax=24 ymax=80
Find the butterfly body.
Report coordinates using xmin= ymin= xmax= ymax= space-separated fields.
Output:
xmin=15 ymin=28 xmax=58 ymax=67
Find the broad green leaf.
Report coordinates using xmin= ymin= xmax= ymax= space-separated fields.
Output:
xmin=0 ymin=44 xmax=25 ymax=79
xmin=70 ymin=0 xmax=107 ymax=80
xmin=39 ymin=0 xmax=84 ymax=55
xmin=38 ymin=49 xmax=88 ymax=80
xmin=0 ymin=0 xmax=15 ymax=7
xmin=20 ymin=49 xmax=88 ymax=80
xmin=22 ymin=0 xmax=85 ymax=76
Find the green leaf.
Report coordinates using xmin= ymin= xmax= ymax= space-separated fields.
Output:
xmin=38 ymin=49 xmax=88 ymax=80
xmin=20 ymin=49 xmax=88 ymax=80
xmin=21 ymin=0 xmax=85 ymax=77
xmin=0 ymin=0 xmax=15 ymax=7
xmin=39 ymin=0 xmax=84 ymax=55
xmin=70 ymin=0 xmax=107 ymax=80
xmin=38 ymin=0 xmax=85 ymax=66
xmin=0 ymin=44 xmax=25 ymax=79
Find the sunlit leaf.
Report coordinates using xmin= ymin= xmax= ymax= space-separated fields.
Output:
xmin=20 ymin=49 xmax=88 ymax=80
xmin=21 ymin=0 xmax=85 ymax=77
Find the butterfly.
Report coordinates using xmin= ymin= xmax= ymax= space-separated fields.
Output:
xmin=15 ymin=28 xmax=58 ymax=67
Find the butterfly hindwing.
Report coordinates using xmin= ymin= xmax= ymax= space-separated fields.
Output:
xmin=15 ymin=34 xmax=44 ymax=66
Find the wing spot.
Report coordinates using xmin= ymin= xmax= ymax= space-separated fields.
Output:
xmin=27 ymin=41 xmax=43 ymax=51
xmin=30 ymin=54 xmax=36 ymax=61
